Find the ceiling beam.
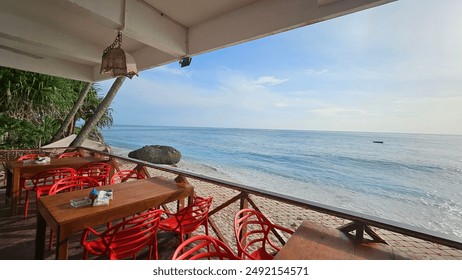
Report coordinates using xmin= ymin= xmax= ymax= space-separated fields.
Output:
xmin=188 ymin=0 xmax=395 ymax=55
xmin=0 ymin=10 xmax=101 ymax=64
xmin=0 ymin=48 xmax=94 ymax=82
xmin=60 ymin=0 xmax=188 ymax=58
xmin=124 ymin=0 xmax=188 ymax=58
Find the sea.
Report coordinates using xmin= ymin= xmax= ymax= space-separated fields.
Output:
xmin=101 ymin=125 xmax=462 ymax=239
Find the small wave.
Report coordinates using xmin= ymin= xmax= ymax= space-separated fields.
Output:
xmin=109 ymin=146 xmax=131 ymax=157
xmin=176 ymin=159 xmax=241 ymax=183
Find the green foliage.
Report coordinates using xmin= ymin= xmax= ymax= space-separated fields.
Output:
xmin=0 ymin=67 xmax=113 ymax=149
xmin=0 ymin=114 xmax=59 ymax=148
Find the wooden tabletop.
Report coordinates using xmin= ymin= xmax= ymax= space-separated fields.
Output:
xmin=5 ymin=156 xmax=108 ymax=215
xmin=274 ymin=220 xmax=410 ymax=260
xmin=35 ymin=176 xmax=195 ymax=259
xmin=6 ymin=156 xmax=106 ymax=173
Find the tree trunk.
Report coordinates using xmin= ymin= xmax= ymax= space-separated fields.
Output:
xmin=50 ymin=82 xmax=93 ymax=143
xmin=70 ymin=77 xmax=125 ymax=147
xmin=67 ymin=116 xmax=74 ymax=136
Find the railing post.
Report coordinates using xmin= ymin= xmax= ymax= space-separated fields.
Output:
xmin=237 ymin=192 xmax=249 ymax=252
xmin=355 ymin=223 xmax=365 ymax=243
xmin=240 ymin=193 xmax=248 ymax=211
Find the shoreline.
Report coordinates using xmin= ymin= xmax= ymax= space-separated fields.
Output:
xmin=110 ymin=145 xmax=241 ymax=183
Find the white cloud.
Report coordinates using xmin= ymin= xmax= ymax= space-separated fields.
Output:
xmin=153 ymin=65 xmax=192 ymax=77
xmin=253 ymin=76 xmax=288 ymax=87
xmin=304 ymin=69 xmax=329 ymax=75
xmin=309 ymin=107 xmax=374 ymax=117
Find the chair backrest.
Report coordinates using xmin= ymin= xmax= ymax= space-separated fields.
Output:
xmin=110 ymin=169 xmax=146 ymax=184
xmin=58 ymin=151 xmax=83 ymax=158
xmin=77 ymin=162 xmax=111 ymax=185
xmin=31 ymin=167 xmax=77 ymax=197
xmin=234 ymin=208 xmax=294 ymax=260
xmin=17 ymin=154 xmax=46 ymax=161
xmin=96 ymin=208 xmax=163 ymax=260
xmin=48 ymin=176 xmax=100 ymax=195
xmin=172 ymin=235 xmax=241 ymax=260
xmin=172 ymin=196 xmax=213 ymax=234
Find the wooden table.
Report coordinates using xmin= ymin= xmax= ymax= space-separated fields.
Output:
xmin=5 ymin=156 xmax=107 ymax=215
xmin=274 ymin=220 xmax=409 ymax=260
xmin=35 ymin=177 xmax=194 ymax=260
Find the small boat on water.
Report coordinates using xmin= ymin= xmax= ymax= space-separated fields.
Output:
xmin=373 ymin=141 xmax=384 ymax=144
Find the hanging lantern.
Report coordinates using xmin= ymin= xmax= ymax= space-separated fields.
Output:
xmin=100 ymin=31 xmax=138 ymax=79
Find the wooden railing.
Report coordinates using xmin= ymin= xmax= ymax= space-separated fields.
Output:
xmin=2 ymin=147 xmax=462 ymax=257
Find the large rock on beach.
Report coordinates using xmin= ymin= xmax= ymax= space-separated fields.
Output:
xmin=128 ymin=145 xmax=181 ymax=165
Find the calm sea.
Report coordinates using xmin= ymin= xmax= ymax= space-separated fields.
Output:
xmin=101 ymin=125 xmax=462 ymax=238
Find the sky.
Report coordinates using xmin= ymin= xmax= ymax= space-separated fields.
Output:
xmin=97 ymin=0 xmax=462 ymax=135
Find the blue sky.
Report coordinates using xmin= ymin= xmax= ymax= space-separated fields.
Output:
xmin=98 ymin=0 xmax=462 ymax=135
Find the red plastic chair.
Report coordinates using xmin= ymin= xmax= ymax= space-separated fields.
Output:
xmin=47 ymin=176 xmax=100 ymax=250
xmin=17 ymin=154 xmax=46 ymax=161
xmin=110 ymin=169 xmax=146 ymax=184
xmin=172 ymin=235 xmax=241 ymax=260
xmin=48 ymin=176 xmax=100 ymax=195
xmin=57 ymin=151 xmax=83 ymax=158
xmin=159 ymin=196 xmax=213 ymax=244
xmin=16 ymin=153 xmax=46 ymax=204
xmin=23 ymin=167 xmax=76 ymax=218
xmin=80 ymin=208 xmax=163 ymax=260
xmin=77 ymin=162 xmax=111 ymax=186
xmin=234 ymin=208 xmax=294 ymax=260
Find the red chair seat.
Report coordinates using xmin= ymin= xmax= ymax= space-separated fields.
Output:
xmin=159 ymin=212 xmax=196 ymax=234
xmin=249 ymin=248 xmax=274 ymax=260
xmin=83 ymin=227 xmax=145 ymax=259
xmin=172 ymin=235 xmax=241 ymax=260
xmin=77 ymin=162 xmax=111 ymax=186
xmin=158 ymin=196 xmax=213 ymax=244
xmin=234 ymin=208 xmax=294 ymax=260
xmin=81 ymin=208 xmax=163 ymax=260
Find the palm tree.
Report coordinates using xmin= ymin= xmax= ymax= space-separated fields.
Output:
xmin=50 ymin=82 xmax=93 ymax=142
xmin=71 ymin=77 xmax=125 ymax=147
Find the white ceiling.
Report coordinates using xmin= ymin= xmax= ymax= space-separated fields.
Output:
xmin=0 ymin=0 xmax=396 ymax=82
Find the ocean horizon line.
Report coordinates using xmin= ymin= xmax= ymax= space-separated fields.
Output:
xmin=105 ymin=124 xmax=462 ymax=137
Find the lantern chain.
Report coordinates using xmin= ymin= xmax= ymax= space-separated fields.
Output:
xmin=102 ymin=31 xmax=123 ymax=57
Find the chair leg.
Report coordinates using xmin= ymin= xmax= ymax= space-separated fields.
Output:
xmin=23 ymin=190 xmax=30 ymax=218
xmin=18 ymin=181 xmax=24 ymax=205
xmin=82 ymin=250 xmax=88 ymax=260
xmin=19 ymin=178 xmax=31 ymax=205
xmin=149 ymin=240 xmax=158 ymax=260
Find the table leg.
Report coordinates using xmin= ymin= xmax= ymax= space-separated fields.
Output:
xmin=55 ymin=228 xmax=69 ymax=260
xmin=5 ymin=170 xmax=12 ymax=205
xmin=35 ymin=212 xmax=46 ymax=259
xmin=11 ymin=168 xmax=20 ymax=215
